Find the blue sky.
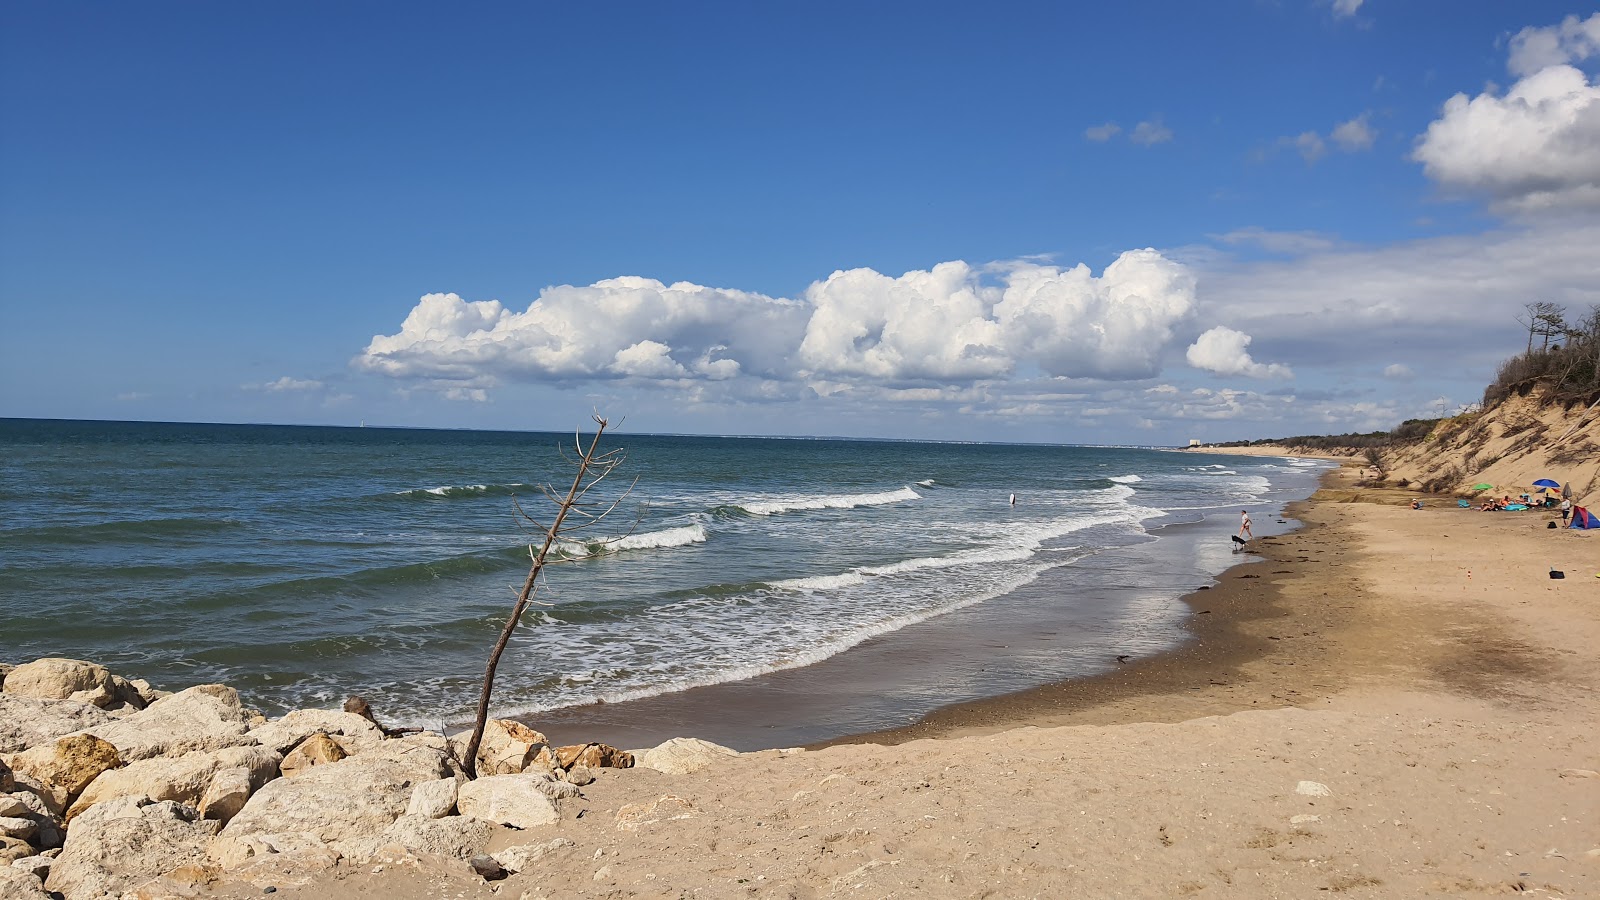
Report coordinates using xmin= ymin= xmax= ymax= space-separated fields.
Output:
xmin=3 ymin=1 xmax=1598 ymax=443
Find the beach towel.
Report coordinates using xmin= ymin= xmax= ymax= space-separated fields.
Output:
xmin=1457 ymin=499 xmax=1471 ymax=508
xmin=1571 ymin=506 xmax=1597 ymax=529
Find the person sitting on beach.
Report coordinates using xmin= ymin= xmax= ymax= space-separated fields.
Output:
xmin=1411 ymin=499 xmax=1423 ymax=510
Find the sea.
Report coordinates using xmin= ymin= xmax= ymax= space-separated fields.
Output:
xmin=0 ymin=419 xmax=1327 ymax=749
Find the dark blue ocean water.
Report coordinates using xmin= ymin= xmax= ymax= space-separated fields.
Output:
xmin=0 ymin=419 xmax=1324 ymax=737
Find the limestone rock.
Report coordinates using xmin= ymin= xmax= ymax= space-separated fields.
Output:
xmin=405 ymin=777 xmax=458 ymax=819
xmin=10 ymin=854 xmax=54 ymax=881
xmin=614 ymin=794 xmax=695 ymax=832
xmin=473 ymin=720 xmax=551 ymax=776
xmin=564 ymin=765 xmax=595 ymax=786
xmin=0 ymin=693 xmax=116 ymax=755
xmin=378 ymin=814 xmax=493 ymax=861
xmin=279 ymin=733 xmax=347 ymax=776
xmin=197 ymin=767 xmax=256 ymax=823
xmin=1295 ymin=780 xmax=1331 ymax=797
xmin=71 ymin=685 xmax=252 ymax=762
xmin=0 ymin=759 xmax=11 ymax=792
xmin=0 ymin=866 xmax=51 ymax=899
xmin=45 ymin=796 xmax=220 ymax=900
xmin=66 ymin=745 xmax=280 ymax=822
xmin=633 ymin=737 xmax=737 ymax=775
xmin=2 ymin=659 xmax=115 ymax=704
xmin=0 ymin=796 xmax=27 ymax=818
xmin=248 ymin=709 xmax=383 ymax=756
xmin=216 ymin=743 xmax=453 ymax=858
xmin=0 ymin=816 xmax=37 ymax=841
xmin=493 ymin=837 xmax=575 ymax=873
xmin=206 ymin=829 xmax=338 ymax=874
xmin=552 ymin=742 xmax=633 ymax=771
xmin=0 ymin=835 xmax=34 ymax=863
xmin=455 ymin=775 xmax=559 ymax=829
xmin=2 ymin=733 xmax=121 ymax=810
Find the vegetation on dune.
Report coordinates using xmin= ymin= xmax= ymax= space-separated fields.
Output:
xmin=1483 ymin=303 xmax=1600 ymax=408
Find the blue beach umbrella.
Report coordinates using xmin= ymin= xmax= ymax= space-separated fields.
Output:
xmin=1532 ymin=478 xmax=1561 ymax=488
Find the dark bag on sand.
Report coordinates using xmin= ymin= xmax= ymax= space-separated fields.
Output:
xmin=1548 ymin=521 xmax=1558 ymax=529
xmin=1550 ymin=570 xmax=1565 ymax=579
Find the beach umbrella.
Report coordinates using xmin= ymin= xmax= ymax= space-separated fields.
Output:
xmin=1532 ymin=478 xmax=1561 ymax=488
xmin=1471 ymin=482 xmax=1494 ymax=491
xmin=1564 ymin=482 xmax=1573 ymax=499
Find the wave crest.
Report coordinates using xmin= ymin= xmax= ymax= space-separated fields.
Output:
xmin=738 ymin=486 xmax=921 ymax=516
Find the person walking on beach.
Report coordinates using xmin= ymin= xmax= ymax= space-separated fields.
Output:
xmin=1238 ymin=509 xmax=1253 ymax=541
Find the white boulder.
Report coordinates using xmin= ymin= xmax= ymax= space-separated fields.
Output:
xmin=71 ymin=685 xmax=252 ymax=762
xmin=405 ymin=777 xmax=458 ymax=819
xmin=248 ymin=709 xmax=384 ymax=756
xmin=632 ymin=737 xmax=738 ymax=775
xmin=65 ymin=744 xmax=279 ymax=822
xmin=0 ymin=694 xmax=116 ymax=755
xmin=455 ymin=775 xmax=560 ymax=829
xmin=45 ymin=796 xmax=220 ymax=900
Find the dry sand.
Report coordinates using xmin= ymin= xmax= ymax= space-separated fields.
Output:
xmin=203 ymin=465 xmax=1600 ymax=899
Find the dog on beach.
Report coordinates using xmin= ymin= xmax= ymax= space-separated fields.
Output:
xmin=1231 ymin=534 xmax=1248 ymax=551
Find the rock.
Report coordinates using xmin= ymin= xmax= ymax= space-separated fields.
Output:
xmin=70 ymin=685 xmax=252 ymax=762
xmin=197 ymin=767 xmax=257 ymax=823
xmin=380 ymin=814 xmax=493 ymax=861
xmin=405 ymin=778 xmax=458 ymax=819
xmin=0 ymin=759 xmax=11 ymax=792
xmin=2 ymin=659 xmax=115 ymax=704
xmin=552 ymin=743 xmax=632 ymax=771
xmin=470 ymin=854 xmax=508 ymax=880
xmin=0 ymin=866 xmax=51 ymax=899
xmin=66 ymin=745 xmax=280 ymax=822
xmin=279 ymin=733 xmax=346 ymax=776
xmin=45 ymin=796 xmax=220 ymax=900
xmin=632 ymin=737 xmax=737 ymax=775
xmin=0 ymin=817 xmax=37 ymax=841
xmin=564 ymin=766 xmax=595 ymax=786
xmin=248 ymin=709 xmax=383 ymax=757
xmin=0 ymin=693 xmax=117 ymax=755
xmin=1294 ymin=780 xmax=1331 ymax=797
xmin=216 ymin=743 xmax=453 ymax=859
xmin=206 ymin=830 xmax=338 ymax=874
xmin=614 ymin=795 xmax=695 ymax=832
xmin=493 ymin=837 xmax=575 ymax=874
xmin=1 ymin=835 xmax=34 ymax=863
xmin=2 ymin=733 xmax=121 ymax=810
xmin=472 ymin=720 xmax=551 ymax=776
xmin=0 ymin=796 xmax=27 ymax=818
xmin=107 ymin=676 xmax=149 ymax=711
xmin=11 ymin=854 xmax=52 ymax=880
xmin=455 ymin=775 xmax=559 ymax=829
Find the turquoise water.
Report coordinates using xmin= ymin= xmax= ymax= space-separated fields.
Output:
xmin=0 ymin=419 xmax=1323 ymax=737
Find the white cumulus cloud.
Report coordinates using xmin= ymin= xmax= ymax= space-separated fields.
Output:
xmin=251 ymin=376 xmax=325 ymax=392
xmin=1414 ymin=13 xmax=1600 ymax=212
xmin=359 ymin=251 xmax=1203 ymax=399
xmin=1185 ymin=326 xmax=1293 ymax=379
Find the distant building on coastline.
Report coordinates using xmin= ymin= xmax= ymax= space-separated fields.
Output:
xmin=1188 ymin=439 xmax=1202 ymax=447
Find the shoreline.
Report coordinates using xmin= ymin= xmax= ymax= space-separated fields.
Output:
xmin=524 ymin=464 xmax=1322 ymax=752
xmin=820 ymin=465 xmax=1358 ymax=747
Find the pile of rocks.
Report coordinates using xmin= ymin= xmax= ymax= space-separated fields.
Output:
xmin=0 ymin=658 xmax=734 ymax=899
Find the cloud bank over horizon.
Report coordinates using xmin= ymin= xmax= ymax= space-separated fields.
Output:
xmin=357 ymin=249 xmax=1261 ymax=400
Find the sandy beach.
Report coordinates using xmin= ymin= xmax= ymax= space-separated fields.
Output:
xmin=96 ymin=463 xmax=1576 ymax=899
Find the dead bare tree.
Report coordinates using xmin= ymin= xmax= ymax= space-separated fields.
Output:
xmin=459 ymin=414 xmax=633 ymax=778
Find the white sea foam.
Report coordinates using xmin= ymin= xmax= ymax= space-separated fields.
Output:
xmin=739 ymin=486 xmax=920 ymax=516
xmin=916 ymin=479 xmax=936 ymax=487
xmin=768 ymin=572 xmax=868 ymax=592
xmin=1109 ymin=474 xmax=1143 ymax=483
xmin=555 ymin=523 xmax=709 ymax=557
